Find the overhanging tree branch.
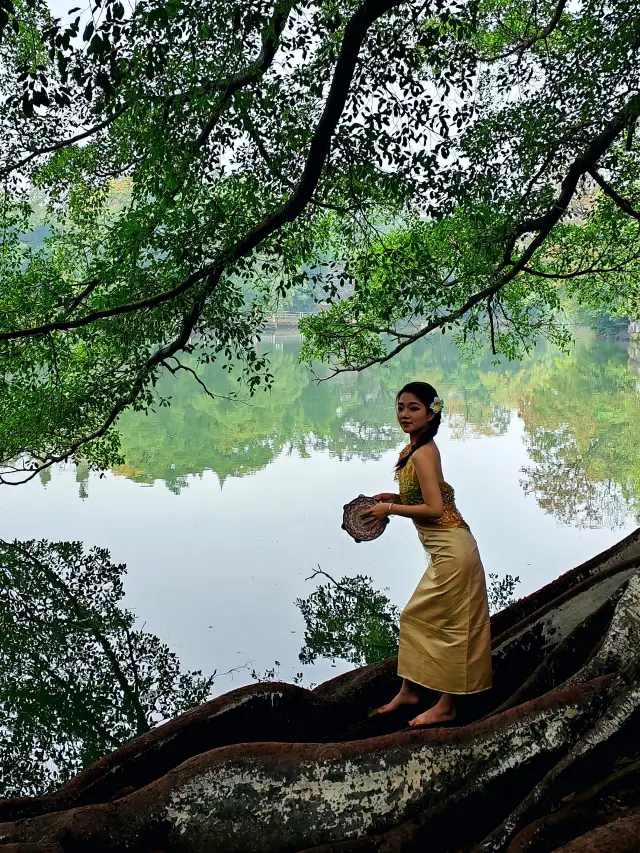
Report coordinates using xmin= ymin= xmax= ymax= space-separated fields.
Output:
xmin=484 ymin=0 xmax=567 ymax=61
xmin=0 ymin=107 xmax=129 ymax=181
xmin=0 ymin=1 xmax=300 ymax=345
xmin=1 ymin=0 xmax=407 ymax=482
xmin=322 ymin=92 xmax=640 ymax=377
xmin=226 ymin=0 xmax=407 ymax=261
xmin=522 ymin=261 xmax=640 ymax=280
xmin=0 ymin=265 xmax=218 ymax=342
xmin=0 ymin=2 xmax=298 ymax=182
xmin=161 ymin=356 xmax=238 ymax=402
xmin=193 ymin=0 xmax=297 ymax=150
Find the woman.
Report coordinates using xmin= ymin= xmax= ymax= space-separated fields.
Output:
xmin=361 ymin=381 xmax=492 ymax=727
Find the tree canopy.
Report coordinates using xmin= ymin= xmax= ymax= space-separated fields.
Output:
xmin=1 ymin=0 xmax=639 ymax=482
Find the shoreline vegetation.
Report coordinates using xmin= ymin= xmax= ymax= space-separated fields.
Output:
xmin=263 ymin=314 xmax=637 ymax=340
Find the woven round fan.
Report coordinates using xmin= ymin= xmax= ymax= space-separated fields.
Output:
xmin=341 ymin=494 xmax=389 ymax=543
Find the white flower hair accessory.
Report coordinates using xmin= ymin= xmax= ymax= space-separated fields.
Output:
xmin=430 ymin=396 xmax=444 ymax=414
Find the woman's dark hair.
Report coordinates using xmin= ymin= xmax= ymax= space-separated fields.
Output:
xmin=395 ymin=382 xmax=441 ymax=471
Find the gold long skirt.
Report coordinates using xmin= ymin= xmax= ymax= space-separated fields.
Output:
xmin=397 ymin=526 xmax=492 ymax=695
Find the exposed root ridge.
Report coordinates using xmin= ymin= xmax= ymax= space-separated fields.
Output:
xmin=507 ymin=756 xmax=640 ymax=853
xmin=553 ymin=809 xmax=640 ymax=852
xmin=473 ymin=663 xmax=640 ymax=852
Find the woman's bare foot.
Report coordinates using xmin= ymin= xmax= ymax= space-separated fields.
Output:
xmin=377 ymin=687 xmax=419 ymax=714
xmin=408 ymin=693 xmax=456 ymax=727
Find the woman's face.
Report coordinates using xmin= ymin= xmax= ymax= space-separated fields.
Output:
xmin=397 ymin=392 xmax=433 ymax=435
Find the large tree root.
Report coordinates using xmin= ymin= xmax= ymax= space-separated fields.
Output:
xmin=487 ymin=588 xmax=621 ymax=717
xmin=506 ymin=756 xmax=640 ymax=853
xmin=473 ymin=569 xmax=640 ymax=851
xmin=0 ymin=678 xmax=621 ymax=852
xmin=479 ymin=556 xmax=639 ymax=717
xmin=1 ymin=531 xmax=640 ymax=853
xmin=553 ymin=809 xmax=640 ymax=852
xmin=0 ymin=661 xmax=400 ymax=822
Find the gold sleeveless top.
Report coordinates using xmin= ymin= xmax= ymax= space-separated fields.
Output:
xmin=395 ymin=445 xmax=469 ymax=529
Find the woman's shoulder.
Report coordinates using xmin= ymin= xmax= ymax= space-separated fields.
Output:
xmin=412 ymin=440 xmax=440 ymax=463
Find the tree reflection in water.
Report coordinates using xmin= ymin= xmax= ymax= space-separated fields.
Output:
xmin=0 ymin=539 xmax=216 ymax=799
xmin=112 ymin=332 xmax=640 ymax=528
xmin=519 ymin=338 xmax=640 ymax=528
xmin=295 ymin=567 xmax=520 ymax=669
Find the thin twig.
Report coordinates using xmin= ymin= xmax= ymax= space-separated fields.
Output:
xmin=487 ymin=296 xmax=496 ymax=355
xmin=161 ymin=357 xmax=241 ymax=403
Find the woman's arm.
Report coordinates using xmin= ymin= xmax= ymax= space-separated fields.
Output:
xmin=372 ymin=491 xmax=401 ymax=502
xmin=362 ymin=446 xmax=444 ymax=525
xmin=388 ymin=501 xmax=442 ymax=524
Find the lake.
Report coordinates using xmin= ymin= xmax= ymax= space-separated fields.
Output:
xmin=2 ymin=330 xmax=640 ymax=694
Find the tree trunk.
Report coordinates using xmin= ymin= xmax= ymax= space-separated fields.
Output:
xmin=1 ymin=529 xmax=640 ymax=853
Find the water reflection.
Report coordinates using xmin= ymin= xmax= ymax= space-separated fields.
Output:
xmin=7 ymin=332 xmax=640 ymax=798
xmin=0 ymin=539 xmax=215 ymax=798
xmin=519 ymin=339 xmax=640 ymax=527
xmin=110 ymin=332 xmax=640 ymax=527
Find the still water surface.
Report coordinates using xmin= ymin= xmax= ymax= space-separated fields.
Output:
xmin=3 ymin=331 xmax=640 ymax=692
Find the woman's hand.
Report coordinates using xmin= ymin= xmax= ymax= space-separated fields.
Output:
xmin=372 ymin=492 xmax=400 ymax=503
xmin=360 ymin=501 xmax=393 ymax=522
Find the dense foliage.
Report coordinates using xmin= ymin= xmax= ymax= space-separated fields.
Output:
xmin=0 ymin=538 xmax=214 ymax=797
xmin=0 ymin=0 xmax=639 ymax=481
